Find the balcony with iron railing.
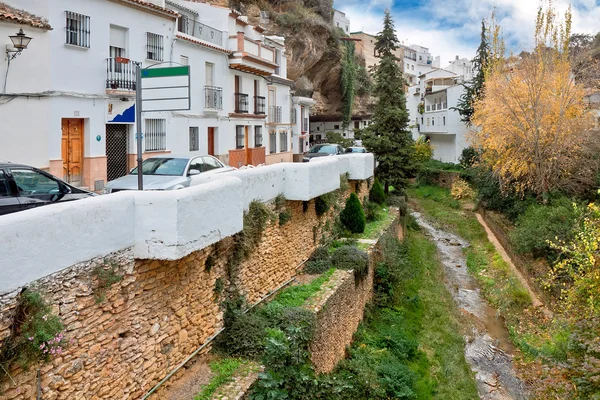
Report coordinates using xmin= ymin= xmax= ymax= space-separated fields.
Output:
xmin=254 ymin=96 xmax=266 ymax=114
xmin=106 ymin=57 xmax=137 ymax=91
xmin=204 ymin=86 xmax=223 ymax=110
xmin=178 ymin=15 xmax=224 ymax=47
xmin=235 ymin=93 xmax=249 ymax=113
xmin=269 ymin=106 xmax=282 ymax=123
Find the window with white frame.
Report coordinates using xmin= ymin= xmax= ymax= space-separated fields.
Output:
xmin=236 ymin=126 xmax=245 ymax=149
xmin=145 ymin=119 xmax=167 ymax=151
xmin=65 ymin=11 xmax=90 ymax=48
xmin=189 ymin=127 xmax=199 ymax=151
xmin=279 ymin=131 xmax=287 ymax=152
xmin=269 ymin=131 xmax=276 ymax=153
xmin=443 ymin=116 xmax=446 ymax=126
xmin=146 ymin=32 xmax=164 ymax=61
xmin=254 ymin=126 xmax=263 ymax=147
xmin=180 ymin=55 xmax=189 ymax=65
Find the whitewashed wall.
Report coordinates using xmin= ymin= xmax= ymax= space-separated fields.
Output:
xmin=0 ymin=154 xmax=374 ymax=293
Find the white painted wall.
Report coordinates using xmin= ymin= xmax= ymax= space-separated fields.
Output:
xmin=0 ymin=154 xmax=374 ymax=293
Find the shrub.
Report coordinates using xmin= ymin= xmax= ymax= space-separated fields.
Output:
xmin=416 ymin=168 xmax=441 ymax=186
xmin=214 ymin=312 xmax=268 ymax=360
xmin=510 ymin=197 xmax=577 ymax=259
xmin=304 ymin=246 xmax=331 ymax=274
xmin=331 ymin=245 xmax=369 ymax=282
xmin=363 ymin=198 xmax=380 ymax=222
xmin=278 ymin=210 xmax=292 ymax=226
xmin=315 ymin=194 xmax=331 ymax=217
xmin=369 ymin=179 xmax=386 ymax=205
xmin=459 ymin=146 xmax=479 ymax=168
xmin=450 ymin=178 xmax=475 ymax=200
xmin=340 ymin=193 xmax=366 ymax=233
xmin=413 ymin=136 xmax=434 ymax=164
xmin=92 ymin=262 xmax=123 ymax=303
xmin=0 ymin=290 xmax=65 ymax=381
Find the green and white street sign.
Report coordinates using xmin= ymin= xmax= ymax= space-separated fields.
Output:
xmin=141 ymin=65 xmax=191 ymax=112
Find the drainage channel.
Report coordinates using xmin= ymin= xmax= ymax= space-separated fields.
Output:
xmin=413 ymin=211 xmax=528 ymax=400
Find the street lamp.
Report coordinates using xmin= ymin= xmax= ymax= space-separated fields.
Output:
xmin=7 ymin=29 xmax=32 ymax=60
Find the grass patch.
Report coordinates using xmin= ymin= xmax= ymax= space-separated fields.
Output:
xmin=195 ymin=358 xmax=243 ymax=400
xmin=268 ymin=268 xmax=336 ymax=309
xmin=347 ymin=204 xmax=395 ymax=240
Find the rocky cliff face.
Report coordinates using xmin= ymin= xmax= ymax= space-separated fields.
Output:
xmin=207 ymin=0 xmax=372 ymax=116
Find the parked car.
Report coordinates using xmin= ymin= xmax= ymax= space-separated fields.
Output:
xmin=303 ymin=143 xmax=346 ymax=162
xmin=0 ymin=163 xmax=96 ymax=216
xmin=346 ymin=146 xmax=367 ymax=153
xmin=102 ymin=155 xmax=235 ymax=193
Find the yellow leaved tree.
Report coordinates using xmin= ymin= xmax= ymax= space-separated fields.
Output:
xmin=471 ymin=1 xmax=598 ymax=198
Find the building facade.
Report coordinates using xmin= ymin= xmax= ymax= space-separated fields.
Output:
xmin=333 ymin=9 xmax=350 ymax=33
xmin=0 ymin=0 xmax=310 ymax=191
xmin=406 ymin=68 xmax=470 ymax=163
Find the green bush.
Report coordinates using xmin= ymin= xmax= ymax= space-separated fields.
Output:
xmin=304 ymin=246 xmax=331 ymax=274
xmin=278 ymin=210 xmax=292 ymax=226
xmin=214 ymin=312 xmax=267 ymax=360
xmin=369 ymin=179 xmax=386 ymax=205
xmin=315 ymin=195 xmax=331 ymax=217
xmin=0 ymin=290 xmax=65 ymax=381
xmin=340 ymin=193 xmax=366 ymax=233
xmin=416 ymin=168 xmax=441 ymax=186
xmin=363 ymin=198 xmax=380 ymax=222
xmin=510 ymin=197 xmax=578 ymax=259
xmin=331 ymin=245 xmax=369 ymax=282
xmin=459 ymin=146 xmax=480 ymax=169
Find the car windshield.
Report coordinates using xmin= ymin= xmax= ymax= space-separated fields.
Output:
xmin=308 ymin=145 xmax=337 ymax=154
xmin=350 ymin=147 xmax=365 ymax=153
xmin=130 ymin=158 xmax=188 ymax=176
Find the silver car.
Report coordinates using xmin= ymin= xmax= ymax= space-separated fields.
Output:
xmin=102 ymin=155 xmax=235 ymax=193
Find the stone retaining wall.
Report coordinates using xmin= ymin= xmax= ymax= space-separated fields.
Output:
xmin=0 ymin=183 xmax=369 ymax=400
xmin=306 ymin=211 xmax=400 ymax=373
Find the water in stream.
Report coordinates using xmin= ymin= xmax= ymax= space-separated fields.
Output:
xmin=413 ymin=212 xmax=528 ymax=400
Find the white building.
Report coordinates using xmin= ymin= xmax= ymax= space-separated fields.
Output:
xmin=402 ymin=44 xmax=439 ymax=86
xmin=446 ymin=55 xmax=474 ymax=81
xmin=0 ymin=0 xmax=310 ymax=190
xmin=333 ymin=9 xmax=350 ymax=33
xmin=406 ymin=68 xmax=469 ymax=163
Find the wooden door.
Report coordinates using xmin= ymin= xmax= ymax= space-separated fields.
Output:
xmin=61 ymin=119 xmax=84 ymax=185
xmin=207 ymin=127 xmax=215 ymax=156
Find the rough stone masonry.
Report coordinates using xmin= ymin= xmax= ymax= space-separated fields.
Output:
xmin=0 ymin=180 xmax=370 ymax=400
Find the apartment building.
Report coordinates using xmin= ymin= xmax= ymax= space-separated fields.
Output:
xmin=0 ymin=0 xmax=308 ymax=190
xmin=406 ymin=68 xmax=469 ymax=162
xmin=402 ymin=44 xmax=440 ymax=86
xmin=309 ymin=115 xmax=371 ymax=143
xmin=333 ymin=9 xmax=350 ymax=33
xmin=351 ymin=31 xmax=404 ymax=71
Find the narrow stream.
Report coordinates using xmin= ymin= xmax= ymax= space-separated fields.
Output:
xmin=413 ymin=212 xmax=528 ymax=400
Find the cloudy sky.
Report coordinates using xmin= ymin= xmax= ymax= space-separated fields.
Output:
xmin=334 ymin=0 xmax=600 ymax=68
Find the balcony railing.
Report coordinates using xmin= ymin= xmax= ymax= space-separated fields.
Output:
xmin=269 ymin=106 xmax=282 ymax=123
xmin=106 ymin=57 xmax=136 ymax=90
xmin=302 ymin=117 xmax=308 ymax=132
xmin=235 ymin=93 xmax=249 ymax=114
xmin=204 ymin=86 xmax=223 ymax=110
xmin=178 ymin=15 xmax=224 ymax=47
xmin=425 ymin=87 xmax=432 ymax=94
xmin=254 ymin=96 xmax=266 ymax=114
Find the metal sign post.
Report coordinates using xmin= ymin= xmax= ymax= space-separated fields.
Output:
xmin=135 ymin=62 xmax=144 ymax=190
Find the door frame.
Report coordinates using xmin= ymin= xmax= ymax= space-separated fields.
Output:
xmin=61 ymin=118 xmax=84 ymax=184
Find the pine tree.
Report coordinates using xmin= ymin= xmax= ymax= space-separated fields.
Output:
xmin=362 ymin=10 xmax=416 ymax=192
xmin=453 ymin=20 xmax=490 ymax=124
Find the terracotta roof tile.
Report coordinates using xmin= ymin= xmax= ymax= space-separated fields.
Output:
xmin=115 ymin=0 xmax=179 ymax=17
xmin=0 ymin=2 xmax=52 ymax=30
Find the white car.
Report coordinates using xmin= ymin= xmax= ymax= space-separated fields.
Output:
xmin=102 ymin=155 xmax=235 ymax=193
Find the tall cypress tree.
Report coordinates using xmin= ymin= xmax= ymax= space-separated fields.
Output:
xmin=453 ymin=20 xmax=490 ymax=124
xmin=362 ymin=10 xmax=416 ymax=192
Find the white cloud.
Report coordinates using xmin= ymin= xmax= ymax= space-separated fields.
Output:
xmin=337 ymin=0 xmax=600 ymax=70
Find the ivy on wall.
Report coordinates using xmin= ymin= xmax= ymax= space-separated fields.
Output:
xmin=341 ymin=40 xmax=357 ymax=129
